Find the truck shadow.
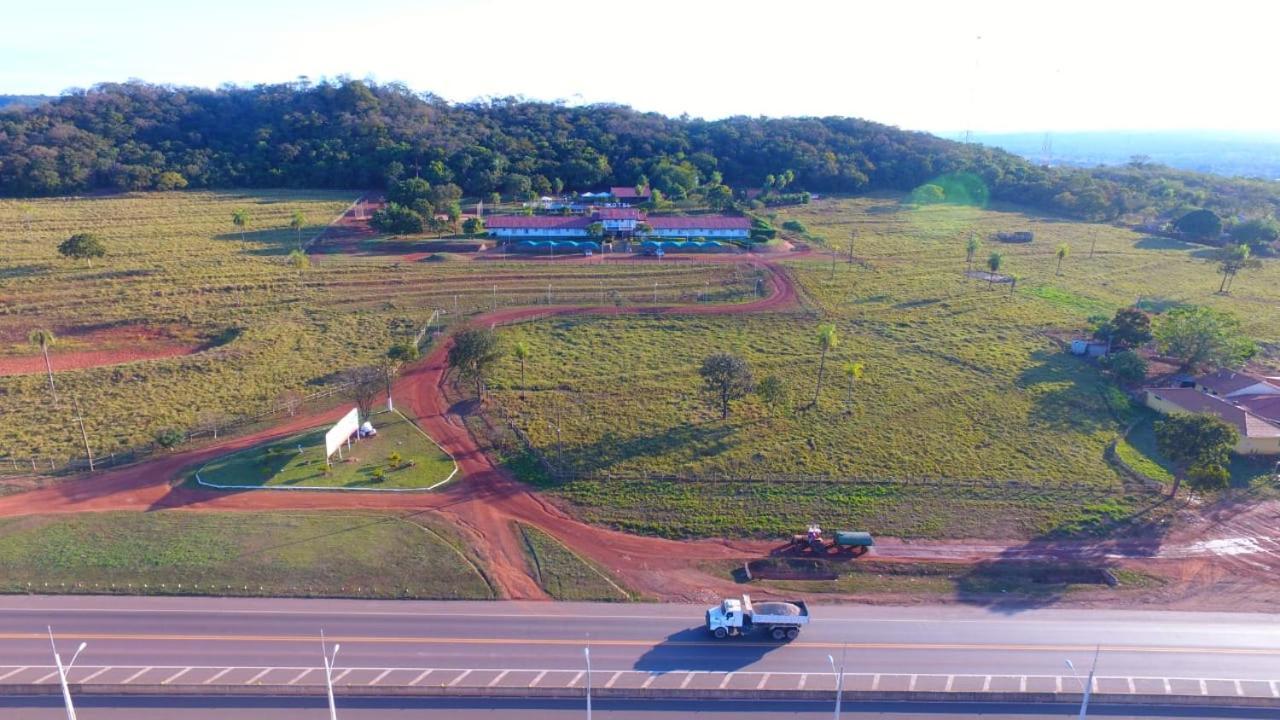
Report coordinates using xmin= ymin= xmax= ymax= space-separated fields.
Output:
xmin=632 ymin=627 xmax=786 ymax=673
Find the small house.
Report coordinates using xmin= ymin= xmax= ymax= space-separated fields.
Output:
xmin=1070 ymin=339 xmax=1109 ymax=357
xmin=1194 ymin=370 xmax=1280 ymax=399
xmin=1144 ymin=388 xmax=1280 ymax=455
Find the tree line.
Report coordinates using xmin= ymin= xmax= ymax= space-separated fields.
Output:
xmin=4 ymin=80 xmax=1278 ymax=225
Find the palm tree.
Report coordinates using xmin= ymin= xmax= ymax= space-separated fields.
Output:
xmin=289 ymin=210 xmax=306 ymax=247
xmin=842 ymin=360 xmax=864 ymax=411
xmin=986 ymin=252 xmax=1004 ymax=289
xmin=965 ymin=235 xmax=980 ymax=273
xmin=1055 ymin=243 xmax=1070 ymax=275
xmin=512 ymin=341 xmax=531 ymax=397
xmin=812 ymin=324 xmax=838 ymax=407
xmin=231 ymin=209 xmax=250 ymax=241
xmin=28 ymin=329 xmax=58 ymax=405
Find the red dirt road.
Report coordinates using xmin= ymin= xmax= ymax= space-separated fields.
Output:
xmin=0 ymin=325 xmax=200 ymax=376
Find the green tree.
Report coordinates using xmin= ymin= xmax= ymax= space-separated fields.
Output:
xmin=1229 ymin=217 xmax=1279 ymax=250
xmin=1154 ymin=306 xmax=1257 ymax=371
xmin=154 ymin=427 xmax=185 ymax=450
xmin=1104 ymin=350 xmax=1148 ymax=384
xmin=370 ymin=203 xmax=425 ymax=234
xmin=289 ymin=210 xmax=306 ymax=246
xmin=841 ymin=361 xmax=864 ymax=411
xmin=462 ymin=216 xmax=485 ymax=236
xmin=698 ymin=352 xmax=755 ymax=420
xmin=287 ymin=248 xmax=310 ymax=271
xmin=811 ymin=323 xmax=838 ymax=407
xmin=986 ymin=251 xmax=1004 ymax=288
xmin=1154 ymin=413 xmax=1238 ymax=496
xmin=1055 ymin=243 xmax=1070 ymax=275
xmin=965 ymin=235 xmax=980 ymax=272
xmin=704 ymin=183 xmax=733 ymax=210
xmin=57 ymin=233 xmax=106 ymax=266
xmin=512 ymin=340 xmax=531 ymax=397
xmin=388 ymin=177 xmax=432 ymax=206
xmin=231 ymin=209 xmax=250 ymax=240
xmin=587 ymin=222 xmax=605 ymax=240
xmin=910 ymin=183 xmax=946 ymax=204
xmin=1173 ymin=209 xmax=1222 ymax=242
xmin=378 ymin=342 xmax=420 ymax=411
xmin=1107 ymin=307 xmax=1153 ymax=350
xmin=154 ymin=171 xmax=188 ymax=191
xmin=447 ymin=327 xmax=503 ymax=399
xmin=755 ymin=375 xmax=790 ymax=412
xmin=27 ymin=329 xmax=58 ymax=405
xmin=635 ymin=221 xmax=652 ymax=238
xmin=1212 ymin=243 xmax=1261 ymax=294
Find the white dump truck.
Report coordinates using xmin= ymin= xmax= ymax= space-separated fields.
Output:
xmin=705 ymin=594 xmax=809 ymax=641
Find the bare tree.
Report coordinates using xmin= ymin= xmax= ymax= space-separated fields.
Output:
xmin=340 ymin=366 xmax=383 ymax=421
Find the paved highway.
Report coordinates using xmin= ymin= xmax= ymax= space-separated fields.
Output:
xmin=0 ymin=596 xmax=1277 ymax=701
xmin=3 ymin=696 xmax=1279 ymax=719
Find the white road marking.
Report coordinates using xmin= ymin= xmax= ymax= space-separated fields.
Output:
xmin=122 ymin=667 xmax=153 ymax=684
xmin=1164 ymin=678 xmax=1171 ymax=694
xmin=1271 ymin=680 xmax=1279 ymax=698
xmin=641 ymin=674 xmax=657 ymax=689
xmin=1127 ymin=677 xmax=1134 ymax=693
xmin=486 ymin=670 xmax=509 ymax=687
xmin=331 ymin=669 xmax=352 ymax=684
xmin=718 ymin=673 xmax=734 ymax=689
xmin=410 ymin=669 xmax=434 ymax=686
xmin=871 ymin=674 xmax=881 ymax=691
xmin=1019 ymin=676 xmax=1027 ymax=692
xmin=947 ymin=675 xmax=956 ymax=692
xmin=447 ymin=669 xmax=472 ymax=687
xmin=567 ymin=671 xmax=584 ymax=688
xmin=78 ymin=667 xmax=111 ymax=684
xmin=797 ymin=673 xmax=806 ymax=689
xmin=203 ymin=668 xmax=234 ymax=685
xmin=34 ymin=671 xmax=59 ymax=684
xmin=1200 ymin=679 xmax=1208 ymax=695
xmin=681 ymin=672 xmax=697 ymax=689
xmin=288 ymin=669 xmax=313 ymax=685
xmin=369 ymin=669 xmax=394 ymax=686
xmin=982 ymin=676 xmax=992 ymax=692
xmin=161 ymin=668 xmax=192 ymax=685
xmin=1234 ymin=679 xmax=1243 ymax=696
xmin=0 ymin=667 xmax=28 ymax=682
xmin=909 ymin=674 xmax=918 ymax=691
xmin=246 ymin=668 xmax=275 ymax=684
xmin=756 ymin=673 xmax=771 ymax=690
xmin=604 ymin=671 xmax=622 ymax=689
xmin=528 ymin=670 xmax=546 ymax=688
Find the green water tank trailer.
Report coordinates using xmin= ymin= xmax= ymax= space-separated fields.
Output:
xmin=834 ymin=531 xmax=874 ymax=548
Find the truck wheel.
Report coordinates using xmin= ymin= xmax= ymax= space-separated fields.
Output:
xmin=785 ymin=628 xmax=799 ymax=641
xmin=771 ymin=627 xmax=786 ymax=641
xmin=713 ymin=627 xmax=728 ymax=639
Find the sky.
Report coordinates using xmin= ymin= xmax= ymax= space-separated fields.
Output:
xmin=3 ymin=0 xmax=1277 ymax=135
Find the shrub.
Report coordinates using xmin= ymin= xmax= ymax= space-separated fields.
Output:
xmin=154 ymin=427 xmax=185 ymax=449
xmin=1105 ymin=350 xmax=1148 ymax=384
xmin=370 ymin=203 xmax=425 ymax=234
xmin=1187 ymin=462 xmax=1230 ymax=489
xmin=781 ymin=219 xmax=807 ymax=233
xmin=387 ymin=451 xmax=402 ymax=468
xmin=371 ymin=467 xmax=386 ymax=482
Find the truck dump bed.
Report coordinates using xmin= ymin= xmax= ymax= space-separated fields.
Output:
xmin=743 ymin=595 xmax=809 ymax=625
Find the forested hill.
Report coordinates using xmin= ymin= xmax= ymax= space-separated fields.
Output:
xmin=2 ymin=80 xmax=1277 ymax=222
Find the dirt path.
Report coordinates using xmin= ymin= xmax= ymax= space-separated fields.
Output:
xmin=3 ymin=235 xmax=1278 ymax=606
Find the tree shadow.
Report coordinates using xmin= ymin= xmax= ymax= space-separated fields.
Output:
xmin=1134 ymin=296 xmax=1191 ymax=314
xmin=1015 ymin=349 xmax=1119 ymax=434
xmin=632 ymin=627 xmax=785 ymax=672
xmin=954 ymin=492 xmax=1180 ymax=614
xmin=0 ymin=263 xmax=54 ymax=280
xmin=213 ymin=228 xmax=305 ymax=255
xmin=1133 ymin=236 xmax=1197 ymax=251
xmin=546 ymin=423 xmax=739 ymax=479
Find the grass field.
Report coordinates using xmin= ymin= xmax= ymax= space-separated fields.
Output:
xmin=485 ymin=194 xmax=1280 ymax=538
xmin=0 ymin=191 xmax=755 ymax=466
xmin=515 ymin=523 xmax=631 ymax=601
xmin=0 ymin=511 xmax=494 ymax=599
xmin=194 ymin=413 xmax=456 ymax=490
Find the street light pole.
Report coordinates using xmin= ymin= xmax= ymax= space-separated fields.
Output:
xmin=1065 ymin=646 xmax=1100 ymax=720
xmin=827 ymin=645 xmax=847 ymax=720
xmin=584 ymin=640 xmax=593 ymax=720
xmin=322 ymin=630 xmax=341 ymax=720
xmin=48 ymin=626 xmax=86 ymax=720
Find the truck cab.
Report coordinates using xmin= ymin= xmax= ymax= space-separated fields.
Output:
xmin=705 ymin=597 xmax=745 ymax=638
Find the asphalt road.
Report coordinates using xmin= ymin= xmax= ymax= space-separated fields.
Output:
xmin=2 ymin=596 xmax=1278 ymax=683
xmin=4 ymin=696 xmax=1280 ymax=719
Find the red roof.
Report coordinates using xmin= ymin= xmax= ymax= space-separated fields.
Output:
xmin=647 ymin=216 xmax=751 ymax=230
xmin=611 ymin=186 xmax=650 ymax=199
xmin=596 ymin=208 xmax=643 ymax=220
xmin=485 ymin=216 xmax=591 ymax=229
xmin=1195 ymin=369 xmax=1279 ymax=396
xmin=1145 ymin=388 xmax=1280 ymax=439
xmin=1235 ymin=395 xmax=1280 ymax=424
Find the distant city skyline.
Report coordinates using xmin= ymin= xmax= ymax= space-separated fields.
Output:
xmin=4 ymin=0 xmax=1276 ymax=134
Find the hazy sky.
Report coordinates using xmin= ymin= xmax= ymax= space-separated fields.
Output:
xmin=3 ymin=0 xmax=1276 ymax=134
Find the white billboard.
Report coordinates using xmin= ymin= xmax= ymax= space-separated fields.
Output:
xmin=325 ymin=407 xmax=361 ymax=461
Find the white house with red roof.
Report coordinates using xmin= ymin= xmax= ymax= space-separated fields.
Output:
xmin=1144 ymin=386 xmax=1280 ymax=455
xmin=1194 ymin=369 xmax=1280 ymax=399
xmin=485 ymin=209 xmax=750 ymax=241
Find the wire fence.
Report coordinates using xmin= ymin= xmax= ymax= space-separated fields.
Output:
xmin=0 ymin=381 xmax=354 ymax=479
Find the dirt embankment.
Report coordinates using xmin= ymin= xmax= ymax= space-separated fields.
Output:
xmin=0 ymin=324 xmax=203 ymax=376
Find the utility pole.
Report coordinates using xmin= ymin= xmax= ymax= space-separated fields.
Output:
xmin=48 ymin=627 xmax=86 ymax=720
xmin=848 ymin=231 xmax=855 ymax=264
xmin=1065 ymin=646 xmax=1100 ymax=719
xmin=322 ymin=631 xmax=341 ymax=720
xmin=827 ymin=645 xmax=846 ymax=720
xmin=71 ymin=395 xmax=93 ymax=472
xmin=584 ymin=640 xmax=593 ymax=720
xmin=830 ymin=249 xmax=837 ymax=279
